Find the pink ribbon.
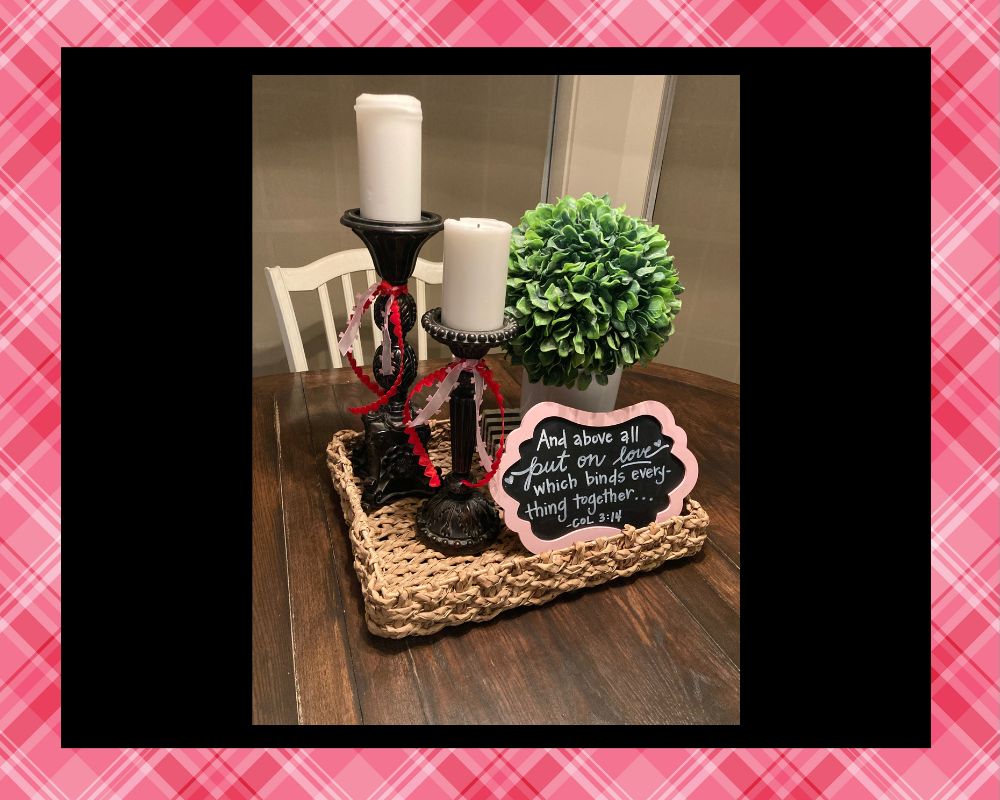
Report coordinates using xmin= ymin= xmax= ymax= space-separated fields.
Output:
xmin=403 ymin=359 xmax=506 ymax=488
xmin=337 ymin=280 xmax=382 ymax=357
xmin=473 ymin=370 xmax=492 ymax=472
xmin=406 ymin=358 xmax=479 ymax=426
xmin=405 ymin=358 xmax=494 ymax=474
xmin=379 ymin=311 xmax=393 ymax=375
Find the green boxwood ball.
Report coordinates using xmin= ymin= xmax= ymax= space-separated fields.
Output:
xmin=503 ymin=193 xmax=683 ymax=389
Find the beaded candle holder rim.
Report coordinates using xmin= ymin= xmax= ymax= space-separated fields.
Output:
xmin=422 ymin=308 xmax=519 ymax=361
xmin=422 ymin=308 xmax=519 ymax=347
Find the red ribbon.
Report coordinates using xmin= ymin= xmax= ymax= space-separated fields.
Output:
xmin=401 ymin=362 xmax=457 ymax=487
xmin=401 ymin=359 xmax=506 ymax=489
xmin=470 ymin=360 xmax=505 ymax=489
xmin=344 ymin=280 xmax=408 ymax=416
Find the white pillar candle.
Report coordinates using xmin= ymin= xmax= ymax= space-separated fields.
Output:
xmin=354 ymin=94 xmax=422 ymax=222
xmin=442 ymin=218 xmax=512 ymax=332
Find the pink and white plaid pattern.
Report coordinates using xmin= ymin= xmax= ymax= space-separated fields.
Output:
xmin=1 ymin=0 xmax=997 ymax=797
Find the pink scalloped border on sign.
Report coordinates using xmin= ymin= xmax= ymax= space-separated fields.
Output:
xmin=489 ymin=400 xmax=699 ymax=554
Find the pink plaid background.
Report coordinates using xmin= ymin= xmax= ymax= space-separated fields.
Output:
xmin=2 ymin=0 xmax=997 ymax=796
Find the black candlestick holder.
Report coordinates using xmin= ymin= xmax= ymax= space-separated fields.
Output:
xmin=416 ymin=308 xmax=520 ymax=554
xmin=340 ymin=208 xmax=443 ymax=512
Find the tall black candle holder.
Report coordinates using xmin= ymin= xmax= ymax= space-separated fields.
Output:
xmin=340 ymin=208 xmax=443 ymax=512
xmin=417 ymin=308 xmax=520 ymax=554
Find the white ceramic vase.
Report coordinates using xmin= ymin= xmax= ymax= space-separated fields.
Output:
xmin=519 ymin=367 xmax=623 ymax=414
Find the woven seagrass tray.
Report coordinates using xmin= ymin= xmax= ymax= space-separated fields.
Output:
xmin=326 ymin=420 xmax=710 ymax=638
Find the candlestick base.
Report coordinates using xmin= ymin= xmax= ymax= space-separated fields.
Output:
xmin=353 ymin=406 xmax=437 ymax=513
xmin=416 ymin=473 xmax=502 ymax=554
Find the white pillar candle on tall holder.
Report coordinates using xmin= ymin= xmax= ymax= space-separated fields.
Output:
xmin=354 ymin=94 xmax=422 ymax=222
xmin=442 ymin=218 xmax=512 ymax=332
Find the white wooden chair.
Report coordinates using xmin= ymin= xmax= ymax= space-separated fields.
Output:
xmin=265 ymin=248 xmax=443 ymax=373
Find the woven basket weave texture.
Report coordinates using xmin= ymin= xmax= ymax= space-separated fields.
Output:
xmin=326 ymin=420 xmax=710 ymax=638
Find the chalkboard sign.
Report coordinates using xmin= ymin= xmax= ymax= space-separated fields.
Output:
xmin=490 ymin=401 xmax=699 ymax=554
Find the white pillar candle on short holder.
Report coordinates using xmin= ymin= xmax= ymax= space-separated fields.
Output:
xmin=354 ymin=94 xmax=422 ymax=222
xmin=442 ymin=218 xmax=512 ymax=332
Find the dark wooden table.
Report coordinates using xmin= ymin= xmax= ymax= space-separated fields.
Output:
xmin=253 ymin=356 xmax=740 ymax=725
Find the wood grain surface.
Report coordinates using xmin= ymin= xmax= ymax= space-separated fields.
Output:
xmin=253 ymin=356 xmax=740 ymax=725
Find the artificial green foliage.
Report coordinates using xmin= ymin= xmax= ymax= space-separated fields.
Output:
xmin=503 ymin=193 xmax=683 ymax=389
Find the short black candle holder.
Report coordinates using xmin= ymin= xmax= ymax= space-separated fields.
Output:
xmin=340 ymin=208 xmax=443 ymax=512
xmin=416 ymin=308 xmax=520 ymax=554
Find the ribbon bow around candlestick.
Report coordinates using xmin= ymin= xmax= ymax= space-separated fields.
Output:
xmin=337 ymin=279 xmax=409 ymax=415
xmin=402 ymin=359 xmax=506 ymax=489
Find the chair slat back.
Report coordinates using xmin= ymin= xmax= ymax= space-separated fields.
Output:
xmin=266 ymin=249 xmax=444 ymax=373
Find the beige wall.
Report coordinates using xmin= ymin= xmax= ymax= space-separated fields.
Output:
xmin=651 ymin=75 xmax=740 ymax=384
xmin=253 ymin=75 xmax=556 ymax=375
